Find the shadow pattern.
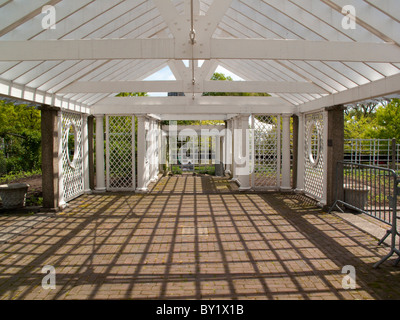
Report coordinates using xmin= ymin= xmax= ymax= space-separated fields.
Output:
xmin=0 ymin=176 xmax=399 ymax=300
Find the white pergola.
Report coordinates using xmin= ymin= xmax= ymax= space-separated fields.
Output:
xmin=0 ymin=0 xmax=399 ymax=209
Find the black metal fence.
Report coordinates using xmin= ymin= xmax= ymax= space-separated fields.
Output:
xmin=329 ymin=161 xmax=400 ymax=268
xmin=344 ymin=139 xmax=400 ymax=173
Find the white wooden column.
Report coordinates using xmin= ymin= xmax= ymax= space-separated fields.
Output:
xmin=225 ymin=119 xmax=232 ymax=175
xmin=132 ymin=115 xmax=136 ymax=190
xmin=281 ymin=114 xmax=292 ymax=191
xmin=215 ymin=133 xmax=220 ymax=162
xmin=296 ymin=113 xmax=305 ymax=192
xmin=151 ymin=119 xmax=158 ymax=182
xmin=95 ymin=115 xmax=106 ymax=192
xmin=231 ymin=117 xmax=238 ymax=182
xmin=148 ymin=119 xmax=154 ymax=182
xmin=57 ymin=111 xmax=66 ymax=208
xmin=222 ymin=133 xmax=226 ymax=169
xmin=82 ymin=115 xmax=91 ymax=193
xmin=321 ymin=110 xmax=329 ymax=206
xmin=220 ymin=135 xmax=225 ymax=173
xmin=215 ymin=133 xmax=223 ymax=176
xmin=137 ymin=115 xmax=148 ymax=192
xmin=238 ymin=115 xmax=251 ymax=191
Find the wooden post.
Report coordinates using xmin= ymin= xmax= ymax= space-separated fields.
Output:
xmin=39 ymin=105 xmax=61 ymax=210
xmin=326 ymin=105 xmax=345 ymax=209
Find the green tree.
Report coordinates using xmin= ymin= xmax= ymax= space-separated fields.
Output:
xmin=116 ymin=92 xmax=148 ymax=97
xmin=0 ymin=100 xmax=42 ymax=173
xmin=372 ymin=99 xmax=400 ymax=140
xmin=344 ymin=103 xmax=379 ymax=139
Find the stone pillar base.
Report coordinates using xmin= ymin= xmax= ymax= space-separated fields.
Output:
xmin=239 ymin=186 xmax=252 ymax=192
xmin=93 ymin=187 xmax=106 ymax=193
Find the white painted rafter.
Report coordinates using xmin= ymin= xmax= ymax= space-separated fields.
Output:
xmin=0 ymin=0 xmax=62 ymax=37
xmin=321 ymin=0 xmax=400 ymax=45
xmin=0 ymin=78 xmax=89 ymax=112
xmin=0 ymin=0 xmax=399 ymax=114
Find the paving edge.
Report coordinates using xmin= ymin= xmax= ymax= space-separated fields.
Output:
xmin=332 ymin=211 xmax=392 ymax=247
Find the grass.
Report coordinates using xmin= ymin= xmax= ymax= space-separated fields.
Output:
xmin=171 ymin=166 xmax=182 ymax=175
xmin=0 ymin=169 xmax=42 ymax=184
xmin=170 ymin=165 xmax=215 ymax=175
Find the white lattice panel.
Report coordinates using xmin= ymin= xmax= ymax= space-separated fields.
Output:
xmin=304 ymin=112 xmax=325 ymax=201
xmin=251 ymin=115 xmax=280 ymax=189
xmin=106 ymin=116 xmax=134 ymax=190
xmin=61 ymin=112 xmax=84 ymax=202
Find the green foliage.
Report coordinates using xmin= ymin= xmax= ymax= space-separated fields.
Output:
xmin=26 ymin=195 xmax=43 ymax=207
xmin=0 ymin=169 xmax=42 ymax=184
xmin=161 ymin=120 xmax=225 ymax=126
xmin=344 ymin=111 xmax=377 ymax=139
xmin=344 ymin=99 xmax=400 ymax=141
xmin=21 ymin=130 xmax=42 ymax=170
xmin=116 ymin=92 xmax=148 ymax=97
xmin=373 ymin=99 xmax=400 ymax=140
xmin=171 ymin=166 xmax=182 ymax=175
xmin=204 ymin=166 xmax=215 ymax=175
xmin=0 ymin=100 xmax=42 ymax=174
xmin=344 ymin=102 xmax=379 ymax=139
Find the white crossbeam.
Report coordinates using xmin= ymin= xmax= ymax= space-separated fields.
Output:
xmin=0 ymin=39 xmax=175 ymax=61
xmin=209 ymin=39 xmax=400 ymax=63
xmin=92 ymin=96 xmax=294 ymax=115
xmin=299 ymin=73 xmax=400 ymax=113
xmin=1 ymin=39 xmax=400 ymax=63
xmin=58 ymin=80 xmax=327 ymax=94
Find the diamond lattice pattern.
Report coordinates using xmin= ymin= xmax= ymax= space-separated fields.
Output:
xmin=108 ymin=116 xmax=134 ymax=190
xmin=61 ymin=112 xmax=84 ymax=202
xmin=304 ymin=112 xmax=325 ymax=201
xmin=252 ymin=115 xmax=279 ymax=188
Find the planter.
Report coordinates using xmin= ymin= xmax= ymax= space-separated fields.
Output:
xmin=0 ymin=183 xmax=30 ymax=209
xmin=343 ymin=184 xmax=370 ymax=211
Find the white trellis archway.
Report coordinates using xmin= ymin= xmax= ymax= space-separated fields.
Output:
xmin=59 ymin=111 xmax=85 ymax=206
xmin=303 ymin=111 xmax=328 ymax=204
xmin=106 ymin=115 xmax=135 ymax=191
xmin=250 ymin=115 xmax=281 ymax=190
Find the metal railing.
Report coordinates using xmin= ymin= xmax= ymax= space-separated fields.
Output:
xmin=329 ymin=161 xmax=400 ymax=268
xmin=344 ymin=139 xmax=400 ymax=172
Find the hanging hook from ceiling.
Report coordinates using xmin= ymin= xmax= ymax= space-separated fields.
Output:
xmin=190 ymin=0 xmax=196 ymax=100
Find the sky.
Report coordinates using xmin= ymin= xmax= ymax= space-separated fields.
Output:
xmin=145 ymin=63 xmax=243 ymax=96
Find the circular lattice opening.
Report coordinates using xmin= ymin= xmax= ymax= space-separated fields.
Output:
xmin=67 ymin=122 xmax=77 ymax=168
xmin=308 ymin=121 xmax=321 ymax=167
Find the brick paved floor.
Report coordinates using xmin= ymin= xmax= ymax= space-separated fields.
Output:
xmin=0 ymin=176 xmax=399 ymax=300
